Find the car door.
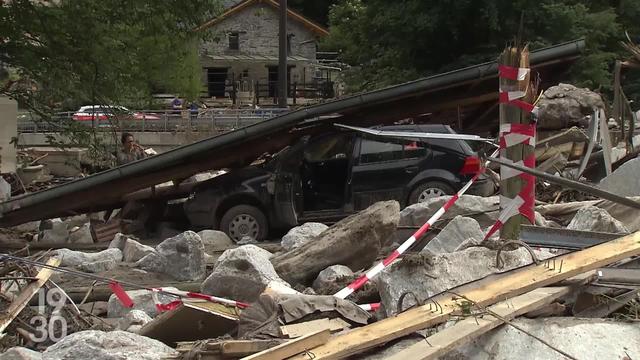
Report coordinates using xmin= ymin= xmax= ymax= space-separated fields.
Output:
xmin=272 ymin=139 xmax=307 ymax=228
xmin=350 ymin=136 xmax=430 ymax=210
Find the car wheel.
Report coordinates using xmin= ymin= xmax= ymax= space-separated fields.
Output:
xmin=220 ymin=205 xmax=268 ymax=242
xmin=409 ymin=181 xmax=456 ymax=204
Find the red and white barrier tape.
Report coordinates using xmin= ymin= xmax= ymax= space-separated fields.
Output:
xmin=334 ymin=149 xmax=499 ymax=300
xmin=149 ymin=287 xmax=250 ymax=312
xmin=498 ymin=65 xmax=530 ymax=81
xmin=358 ymin=303 xmax=381 ymax=312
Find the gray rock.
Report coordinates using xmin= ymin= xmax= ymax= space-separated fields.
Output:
xmin=567 ymin=206 xmax=629 ymax=234
xmin=423 ymin=216 xmax=483 ymax=254
xmin=117 ymin=309 xmax=152 ymax=333
xmin=445 ymin=318 xmax=640 ymax=360
xmin=108 ymin=233 xmax=128 ymax=251
xmin=61 ymin=214 xmax=91 ymax=229
xmin=107 ymin=288 xmax=179 ymax=318
xmin=69 ymin=223 xmax=94 ymax=244
xmin=56 ymin=248 xmax=122 ymax=267
xmin=273 ymin=201 xmax=400 ymax=285
xmin=0 ymin=347 xmax=42 ymax=360
xmin=136 ymin=231 xmax=205 ymax=281
xmin=401 ymin=195 xmax=500 ymax=229
xmin=536 ymin=83 xmax=605 ymax=130
xmin=39 ymin=218 xmax=69 ymax=243
xmin=201 ymin=245 xmax=287 ymax=303
xmin=42 ymin=330 xmax=177 ymax=360
xmin=599 ymin=157 xmax=640 ymax=197
xmin=78 ymin=258 xmax=118 ymax=273
xmin=281 ymin=222 xmax=329 ymax=251
xmin=122 ymin=239 xmax=155 ymax=263
xmin=312 ymin=265 xmax=354 ymax=291
xmin=198 ymin=230 xmax=235 ymax=252
xmin=0 ymin=177 xmax=10 ymax=201
xmin=9 ymin=221 xmax=40 ymax=234
xmin=377 ymin=246 xmax=535 ymax=317
xmin=238 ymin=236 xmax=257 ymax=245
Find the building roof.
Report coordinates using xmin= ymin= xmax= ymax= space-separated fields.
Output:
xmin=0 ymin=40 xmax=585 ymax=226
xmin=196 ymin=0 xmax=329 ymax=37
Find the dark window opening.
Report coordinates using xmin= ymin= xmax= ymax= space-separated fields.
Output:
xmin=228 ymin=32 xmax=239 ymax=50
xmin=287 ymin=33 xmax=294 ymax=55
xmin=359 ymin=138 xmax=427 ymax=164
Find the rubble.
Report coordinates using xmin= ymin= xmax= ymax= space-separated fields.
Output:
xmin=121 ymin=239 xmax=155 ymax=263
xmin=117 ymin=309 xmax=152 ymax=333
xmin=0 ymin=347 xmax=42 ymax=360
xmin=68 ymin=223 xmax=94 ymax=244
xmin=272 ymin=201 xmax=400 ymax=285
xmin=136 ymin=231 xmax=205 ymax=281
xmin=42 ymin=330 xmax=177 ymax=360
xmin=56 ymin=248 xmax=122 ymax=267
xmin=536 ymin=83 xmax=605 ymax=130
xmin=201 ymin=245 xmax=288 ymax=303
xmin=281 ymin=222 xmax=329 ymax=251
xmin=312 ymin=265 xmax=354 ymax=292
xmin=400 ymin=195 xmax=499 ymax=228
xmin=78 ymin=258 xmax=118 ymax=273
xmin=566 ymin=206 xmax=629 ymax=234
xmin=197 ymin=229 xmax=234 ymax=252
xmin=376 ymin=246 xmax=536 ymax=317
xmin=445 ymin=318 xmax=640 ymax=360
xmin=107 ymin=288 xmax=180 ymax=318
xmin=598 ymin=157 xmax=640 ymax=197
xmin=422 ymin=216 xmax=483 ymax=254
xmin=39 ymin=218 xmax=70 ymax=243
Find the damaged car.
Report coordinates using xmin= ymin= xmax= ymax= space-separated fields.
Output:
xmin=184 ymin=124 xmax=495 ymax=241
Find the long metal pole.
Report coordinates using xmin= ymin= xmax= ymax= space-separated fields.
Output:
xmin=278 ymin=0 xmax=288 ymax=107
xmin=487 ymin=156 xmax=640 ymax=210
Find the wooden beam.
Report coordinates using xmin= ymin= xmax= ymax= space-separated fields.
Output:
xmin=241 ymin=329 xmax=330 ymax=360
xmin=0 ymin=257 xmax=61 ymax=334
xmin=221 ymin=340 xmax=283 ymax=357
xmin=288 ymin=231 xmax=640 ymax=359
xmin=387 ymin=286 xmax=574 ymax=360
xmin=280 ymin=318 xmax=350 ymax=338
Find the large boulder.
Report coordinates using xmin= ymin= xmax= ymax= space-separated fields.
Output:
xmin=78 ymin=258 xmax=118 ymax=273
xmin=117 ymin=309 xmax=152 ymax=334
xmin=68 ymin=223 xmax=94 ymax=244
xmin=42 ymin=330 xmax=177 ymax=360
xmin=107 ymin=288 xmax=179 ymax=318
xmin=422 ymin=216 xmax=483 ymax=254
xmin=376 ymin=246 xmax=535 ymax=317
xmin=0 ymin=347 xmax=42 ymax=360
xmin=444 ymin=318 xmax=640 ymax=360
xmin=536 ymin=83 xmax=605 ymax=130
xmin=198 ymin=230 xmax=235 ymax=252
xmin=312 ymin=265 xmax=354 ymax=292
xmin=598 ymin=157 xmax=640 ymax=197
xmin=39 ymin=218 xmax=70 ymax=243
xmin=566 ymin=206 xmax=629 ymax=234
xmin=281 ymin=222 xmax=329 ymax=251
xmin=135 ymin=231 xmax=205 ymax=281
xmin=122 ymin=239 xmax=155 ymax=263
xmin=56 ymin=248 xmax=122 ymax=267
xmin=401 ymin=196 xmax=499 ymax=229
xmin=201 ymin=245 xmax=288 ymax=303
xmin=272 ymin=201 xmax=400 ymax=285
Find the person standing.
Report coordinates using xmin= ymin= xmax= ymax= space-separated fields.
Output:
xmin=117 ymin=132 xmax=146 ymax=165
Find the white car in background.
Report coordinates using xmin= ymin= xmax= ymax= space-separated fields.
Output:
xmin=72 ymin=105 xmax=160 ymax=122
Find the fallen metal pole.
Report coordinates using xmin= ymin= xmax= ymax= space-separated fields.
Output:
xmin=487 ymin=156 xmax=640 ymax=210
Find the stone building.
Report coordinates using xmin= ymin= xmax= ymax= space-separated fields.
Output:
xmin=197 ymin=0 xmax=331 ymax=106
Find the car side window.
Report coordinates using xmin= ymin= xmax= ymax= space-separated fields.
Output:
xmin=304 ymin=134 xmax=352 ymax=162
xmin=359 ymin=138 xmax=427 ymax=164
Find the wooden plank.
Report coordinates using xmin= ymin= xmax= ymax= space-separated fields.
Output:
xmin=280 ymin=318 xmax=350 ymax=338
xmin=221 ymin=339 xmax=283 ymax=357
xmin=289 ymin=231 xmax=640 ymax=359
xmin=387 ymin=286 xmax=573 ymax=360
xmin=0 ymin=256 xmax=61 ymax=334
xmin=241 ymin=329 xmax=330 ymax=360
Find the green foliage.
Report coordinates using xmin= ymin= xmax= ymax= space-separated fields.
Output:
xmin=0 ymin=0 xmax=221 ymax=111
xmin=326 ymin=0 xmax=640 ymax=100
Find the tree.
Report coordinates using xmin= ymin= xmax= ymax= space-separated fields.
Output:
xmin=0 ymin=0 xmax=221 ymax=111
xmin=325 ymin=0 xmax=640 ymax=100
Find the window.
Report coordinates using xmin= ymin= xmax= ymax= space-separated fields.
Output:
xmin=287 ymin=34 xmax=294 ymax=54
xmin=304 ymin=135 xmax=352 ymax=162
xmin=359 ymin=139 xmax=427 ymax=164
xmin=228 ymin=32 xmax=239 ymax=50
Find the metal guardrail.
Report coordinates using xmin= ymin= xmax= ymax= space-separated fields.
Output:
xmin=17 ymin=108 xmax=290 ymax=133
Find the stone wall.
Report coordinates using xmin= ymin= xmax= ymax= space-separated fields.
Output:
xmin=0 ymin=97 xmax=17 ymax=173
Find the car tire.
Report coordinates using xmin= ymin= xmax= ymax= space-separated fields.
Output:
xmin=408 ymin=181 xmax=456 ymax=204
xmin=220 ymin=205 xmax=269 ymax=242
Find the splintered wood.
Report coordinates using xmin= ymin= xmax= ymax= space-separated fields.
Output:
xmin=285 ymin=231 xmax=640 ymax=359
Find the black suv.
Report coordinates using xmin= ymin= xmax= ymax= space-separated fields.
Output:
xmin=184 ymin=124 xmax=494 ymax=241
